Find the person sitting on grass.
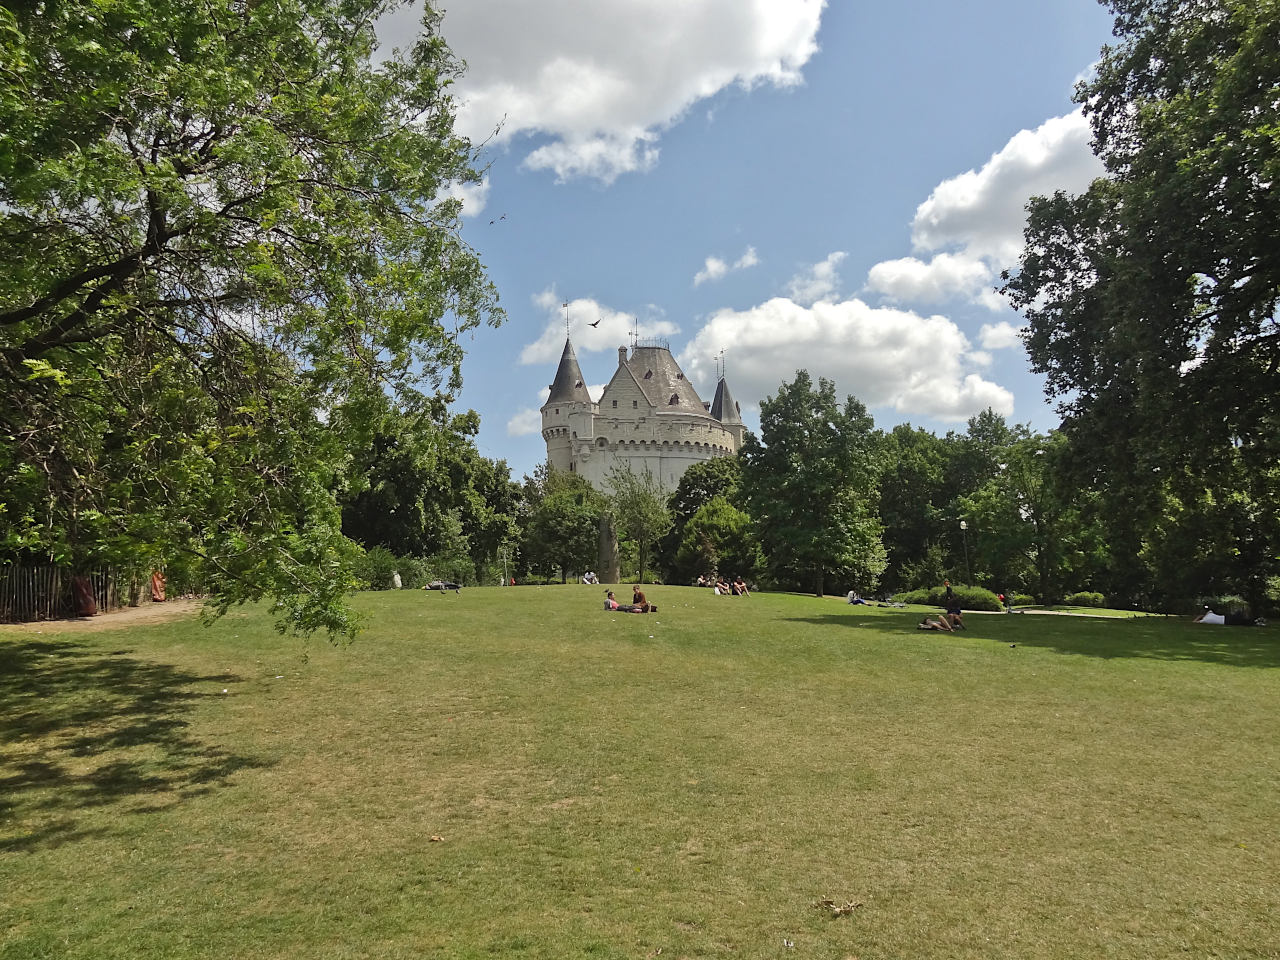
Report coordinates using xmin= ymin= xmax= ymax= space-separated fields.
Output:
xmin=732 ymin=576 xmax=750 ymax=597
xmin=632 ymin=586 xmax=655 ymax=613
xmin=847 ymin=590 xmax=869 ymax=605
xmin=917 ymin=616 xmax=953 ymax=632
xmin=605 ymin=590 xmax=650 ymax=614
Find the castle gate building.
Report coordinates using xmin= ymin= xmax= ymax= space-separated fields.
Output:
xmin=541 ymin=337 xmax=744 ymax=493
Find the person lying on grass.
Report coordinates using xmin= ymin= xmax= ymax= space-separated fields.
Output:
xmin=918 ymin=616 xmax=953 ymax=632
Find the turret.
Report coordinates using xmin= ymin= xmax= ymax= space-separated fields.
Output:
xmin=541 ymin=338 xmax=594 ymax=473
xmin=710 ymin=375 xmax=745 ymax=448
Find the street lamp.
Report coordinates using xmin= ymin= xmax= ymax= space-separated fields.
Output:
xmin=959 ymin=519 xmax=972 ymax=584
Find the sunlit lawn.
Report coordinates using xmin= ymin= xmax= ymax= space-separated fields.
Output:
xmin=2 ymin=586 xmax=1277 ymax=959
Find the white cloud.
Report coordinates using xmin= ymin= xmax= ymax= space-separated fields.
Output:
xmin=910 ymin=111 xmax=1103 ymax=265
xmin=979 ymin=321 xmax=1026 ymax=350
xmin=440 ymin=178 xmax=490 ymax=217
xmin=865 ymin=252 xmax=992 ymax=305
xmin=787 ymin=251 xmax=847 ymax=305
xmin=694 ymin=245 xmax=758 ymax=286
xmin=863 ymin=111 xmax=1104 ymax=310
xmin=379 ymin=1 xmax=825 ymax=184
xmin=519 ymin=288 xmax=680 ymax=365
xmin=695 ymin=256 xmax=729 ymax=287
xmin=678 ymin=296 xmax=1014 ymax=423
xmin=506 ymin=407 xmax=543 ymax=437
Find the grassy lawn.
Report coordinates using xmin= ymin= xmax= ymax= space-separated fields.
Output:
xmin=2 ymin=586 xmax=1277 ymax=959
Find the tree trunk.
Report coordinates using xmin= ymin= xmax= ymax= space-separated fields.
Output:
xmin=815 ymin=567 xmax=825 ymax=598
xmin=598 ymin=512 xmax=620 ymax=583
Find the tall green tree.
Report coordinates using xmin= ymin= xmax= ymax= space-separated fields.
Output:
xmin=606 ymin=463 xmax=673 ymax=585
xmin=0 ymin=0 xmax=501 ymax=636
xmin=672 ymin=496 xmax=762 ymax=584
xmin=340 ymin=402 xmax=518 ymax=579
xmin=878 ymin=424 xmax=948 ymax=592
xmin=740 ymin=372 xmax=886 ymax=597
xmin=656 ymin=454 xmax=742 ymax=582
xmin=959 ymin=432 xmax=1108 ymax=603
xmin=520 ymin=469 xmax=605 ymax=584
xmin=1001 ymin=0 xmax=1280 ymax=606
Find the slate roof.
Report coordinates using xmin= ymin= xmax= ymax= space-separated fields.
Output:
xmin=709 ymin=377 xmax=742 ymax=425
xmin=545 ymin=338 xmax=592 ymax=404
xmin=615 ymin=344 xmax=705 ymax=411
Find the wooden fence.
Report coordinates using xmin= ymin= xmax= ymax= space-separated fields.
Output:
xmin=0 ymin=566 xmax=127 ymax=623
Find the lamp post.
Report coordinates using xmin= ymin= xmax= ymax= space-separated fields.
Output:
xmin=959 ymin=519 xmax=972 ymax=584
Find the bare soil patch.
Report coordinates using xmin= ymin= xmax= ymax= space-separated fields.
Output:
xmin=0 ymin=598 xmax=201 ymax=634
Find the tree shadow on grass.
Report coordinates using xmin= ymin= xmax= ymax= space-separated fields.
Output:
xmin=783 ymin=610 xmax=1280 ymax=669
xmin=0 ymin=637 xmax=271 ymax=853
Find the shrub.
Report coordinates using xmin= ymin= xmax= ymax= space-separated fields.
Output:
xmin=357 ymin=546 xmax=398 ymax=590
xmin=395 ymin=556 xmax=431 ymax=590
xmin=890 ymin=583 xmax=1002 ymax=611
xmin=1009 ymin=592 xmax=1036 ymax=608
xmin=1065 ymin=591 xmax=1106 ymax=608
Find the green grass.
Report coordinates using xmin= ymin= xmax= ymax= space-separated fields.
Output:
xmin=2 ymin=586 xmax=1277 ymax=959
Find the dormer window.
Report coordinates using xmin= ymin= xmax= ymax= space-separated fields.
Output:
xmin=611 ymin=400 xmax=617 ymax=408
xmin=643 ymin=370 xmax=653 ymax=379
xmin=676 ymin=373 xmax=683 ymax=380
xmin=668 ymin=394 xmax=679 ymax=405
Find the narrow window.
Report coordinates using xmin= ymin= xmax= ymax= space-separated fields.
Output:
xmin=611 ymin=400 xmax=617 ymax=408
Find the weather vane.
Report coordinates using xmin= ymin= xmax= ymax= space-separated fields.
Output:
xmin=562 ymin=301 xmax=570 ymax=336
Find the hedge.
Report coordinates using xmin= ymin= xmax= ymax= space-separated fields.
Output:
xmin=890 ymin=583 xmax=1002 ymax=612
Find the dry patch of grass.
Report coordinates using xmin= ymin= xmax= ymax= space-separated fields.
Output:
xmin=2 ymin=586 xmax=1277 ymax=959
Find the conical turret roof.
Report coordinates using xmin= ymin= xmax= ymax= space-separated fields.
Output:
xmin=710 ymin=376 xmax=742 ymax=425
xmin=545 ymin=338 xmax=592 ymax=405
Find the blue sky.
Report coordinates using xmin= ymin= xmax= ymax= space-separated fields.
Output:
xmin=377 ymin=0 xmax=1116 ymax=479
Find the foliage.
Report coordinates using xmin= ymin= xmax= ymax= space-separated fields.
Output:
xmin=606 ymin=462 xmax=672 ymax=585
xmin=1065 ymin=591 xmax=1107 ymax=608
xmin=878 ymin=424 xmax=948 ymax=593
xmin=1001 ymin=0 xmax=1279 ymax=609
xmin=520 ymin=468 xmax=605 ymax=583
xmin=656 ymin=455 xmax=743 ymax=579
xmin=740 ymin=371 xmax=886 ymax=597
xmin=672 ymin=496 xmax=762 ymax=583
xmin=356 ymin=546 xmax=400 ymax=591
xmin=891 ymin=583 xmax=1003 ymax=612
xmin=340 ymin=401 xmax=518 ymax=580
xmin=422 ymin=510 xmax=474 ymax=586
xmin=959 ymin=432 xmax=1108 ymax=604
xmin=0 ymin=0 xmax=501 ymax=639
xmin=393 ymin=554 xmax=432 ymax=590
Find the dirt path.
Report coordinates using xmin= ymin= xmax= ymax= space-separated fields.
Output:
xmin=0 ymin=598 xmax=202 ymax=634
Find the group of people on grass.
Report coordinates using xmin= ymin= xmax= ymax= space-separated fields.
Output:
xmin=696 ymin=573 xmax=750 ymax=596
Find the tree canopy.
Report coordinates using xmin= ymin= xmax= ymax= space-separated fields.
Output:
xmin=740 ymin=371 xmax=886 ymax=597
xmin=1001 ymin=0 xmax=1279 ymax=605
xmin=0 ymin=0 xmax=501 ymax=636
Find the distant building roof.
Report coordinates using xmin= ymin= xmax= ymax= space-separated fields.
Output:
xmin=710 ymin=377 xmax=742 ymax=425
xmin=545 ymin=338 xmax=592 ymax=404
xmin=610 ymin=344 xmax=704 ymax=410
